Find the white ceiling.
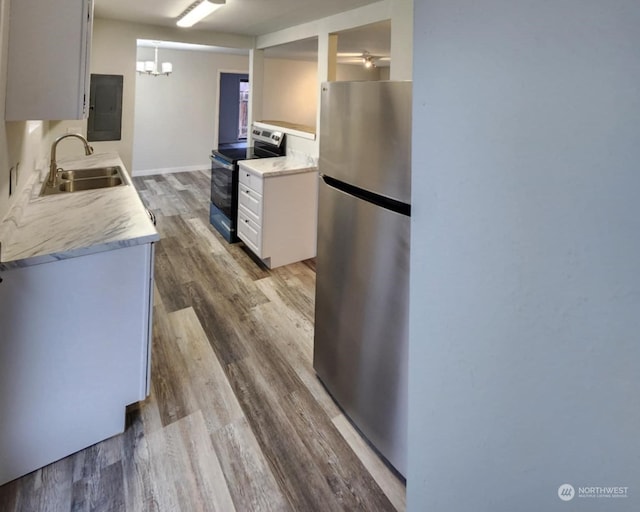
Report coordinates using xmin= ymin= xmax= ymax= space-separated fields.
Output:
xmin=99 ymin=0 xmax=390 ymax=65
xmin=94 ymin=0 xmax=381 ymax=37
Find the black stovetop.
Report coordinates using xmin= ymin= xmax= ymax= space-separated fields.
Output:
xmin=212 ymin=137 xmax=286 ymax=164
xmin=212 ymin=145 xmax=254 ymax=163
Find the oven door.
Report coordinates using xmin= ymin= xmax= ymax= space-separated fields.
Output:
xmin=210 ymin=154 xmax=239 ymax=242
xmin=210 ymin=154 xmax=237 ymax=219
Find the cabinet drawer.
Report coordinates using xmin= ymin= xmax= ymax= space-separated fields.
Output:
xmin=238 ymin=203 xmax=260 ymax=225
xmin=238 ymin=168 xmax=264 ymax=194
xmin=238 ymin=210 xmax=262 ymax=253
xmin=238 ymin=184 xmax=262 ymax=219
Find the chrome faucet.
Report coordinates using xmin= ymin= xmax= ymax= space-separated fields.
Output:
xmin=48 ymin=134 xmax=94 ymax=186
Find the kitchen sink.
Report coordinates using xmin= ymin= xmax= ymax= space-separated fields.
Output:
xmin=57 ymin=177 xmax=124 ymax=192
xmin=59 ymin=166 xmax=121 ymax=180
xmin=40 ymin=166 xmax=127 ymax=196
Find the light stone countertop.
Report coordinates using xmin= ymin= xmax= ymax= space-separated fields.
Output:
xmin=238 ymin=155 xmax=318 ymax=177
xmin=0 ymin=152 xmax=159 ymax=270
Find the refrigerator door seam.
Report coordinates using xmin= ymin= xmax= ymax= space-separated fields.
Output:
xmin=322 ymin=175 xmax=411 ymax=217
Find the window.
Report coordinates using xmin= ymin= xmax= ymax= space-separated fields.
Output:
xmin=238 ymin=79 xmax=249 ymax=140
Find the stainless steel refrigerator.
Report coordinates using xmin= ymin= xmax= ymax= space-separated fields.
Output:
xmin=314 ymin=81 xmax=411 ymax=477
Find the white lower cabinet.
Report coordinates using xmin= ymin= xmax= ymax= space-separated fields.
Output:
xmin=237 ymin=163 xmax=318 ymax=268
xmin=0 ymin=243 xmax=154 ymax=485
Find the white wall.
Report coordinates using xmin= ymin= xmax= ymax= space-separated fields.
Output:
xmin=262 ymin=58 xmax=317 ymax=128
xmin=389 ymin=0 xmax=412 ymax=80
xmin=409 ymin=1 xmax=640 ymax=511
xmin=49 ymin=18 xmax=253 ymax=172
xmin=336 ymin=64 xmax=382 ymax=81
xmin=0 ymin=0 xmax=50 ymax=222
xmin=133 ymin=48 xmax=248 ymax=174
xmin=258 ymin=59 xmax=384 ymax=140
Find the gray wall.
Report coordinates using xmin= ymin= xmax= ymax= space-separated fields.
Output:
xmin=408 ymin=1 xmax=640 ymax=511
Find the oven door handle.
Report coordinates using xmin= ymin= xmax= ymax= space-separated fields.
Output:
xmin=210 ymin=154 xmax=235 ymax=170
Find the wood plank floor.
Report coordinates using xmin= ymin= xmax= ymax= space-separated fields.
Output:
xmin=0 ymin=170 xmax=405 ymax=512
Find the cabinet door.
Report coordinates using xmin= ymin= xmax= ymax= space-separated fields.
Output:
xmin=238 ymin=183 xmax=262 ymax=219
xmin=0 ymin=244 xmax=152 ymax=485
xmin=238 ymin=207 xmax=262 ymax=254
xmin=5 ymin=0 xmax=94 ymax=121
xmin=238 ymin=167 xmax=264 ymax=194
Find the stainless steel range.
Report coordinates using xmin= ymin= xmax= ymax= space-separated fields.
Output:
xmin=209 ymin=125 xmax=285 ymax=242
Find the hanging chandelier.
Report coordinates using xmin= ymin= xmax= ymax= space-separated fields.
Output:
xmin=136 ymin=45 xmax=173 ymax=76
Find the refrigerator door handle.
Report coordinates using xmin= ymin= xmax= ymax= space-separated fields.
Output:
xmin=322 ymin=175 xmax=411 ymax=217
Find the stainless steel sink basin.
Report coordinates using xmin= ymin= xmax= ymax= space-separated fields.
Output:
xmin=59 ymin=166 xmax=121 ymax=180
xmin=40 ymin=166 xmax=127 ymax=196
xmin=57 ymin=177 xmax=123 ymax=192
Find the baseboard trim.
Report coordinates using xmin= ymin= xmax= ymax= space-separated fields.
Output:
xmin=132 ymin=165 xmax=208 ymax=177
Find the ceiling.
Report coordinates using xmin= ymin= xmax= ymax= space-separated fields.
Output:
xmin=94 ymin=0 xmax=381 ymax=37
xmin=98 ymin=0 xmax=390 ymax=65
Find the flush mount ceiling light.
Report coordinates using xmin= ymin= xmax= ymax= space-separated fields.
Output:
xmin=136 ymin=44 xmax=172 ymax=76
xmin=362 ymin=52 xmax=376 ymax=69
xmin=176 ymin=0 xmax=225 ymax=28
xmin=336 ymin=51 xmax=391 ymax=67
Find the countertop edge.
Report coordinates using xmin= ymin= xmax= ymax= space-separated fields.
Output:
xmin=238 ymin=156 xmax=319 ymax=177
xmin=0 ymin=152 xmax=160 ymax=270
xmin=0 ymin=233 xmax=159 ymax=271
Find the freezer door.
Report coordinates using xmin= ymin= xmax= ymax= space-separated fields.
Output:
xmin=319 ymin=81 xmax=412 ymax=204
xmin=313 ymin=179 xmax=409 ymax=476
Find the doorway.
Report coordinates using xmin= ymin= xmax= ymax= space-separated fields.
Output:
xmin=218 ymin=72 xmax=249 ymax=146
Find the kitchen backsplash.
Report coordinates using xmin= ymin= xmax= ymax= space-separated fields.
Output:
xmin=0 ymin=121 xmax=50 ymax=223
xmin=285 ymin=133 xmax=318 ymax=164
xmin=287 ymin=148 xmax=318 ymax=168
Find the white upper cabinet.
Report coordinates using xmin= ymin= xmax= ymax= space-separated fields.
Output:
xmin=5 ymin=0 xmax=93 ymax=121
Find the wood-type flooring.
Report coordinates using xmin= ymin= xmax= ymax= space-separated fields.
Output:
xmin=0 ymin=170 xmax=405 ymax=512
